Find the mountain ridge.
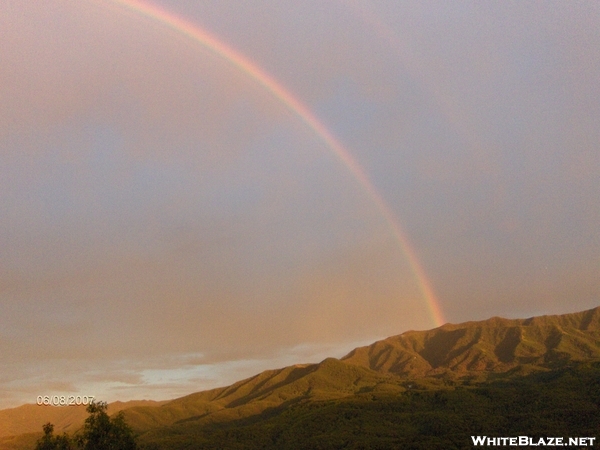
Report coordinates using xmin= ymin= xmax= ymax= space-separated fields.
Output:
xmin=103 ymin=306 xmax=600 ymax=434
xmin=1 ymin=306 xmax=599 ymax=447
xmin=341 ymin=306 xmax=600 ymax=377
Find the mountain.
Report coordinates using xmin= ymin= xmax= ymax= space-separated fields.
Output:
xmin=134 ymin=362 xmax=600 ymax=449
xmin=121 ymin=306 xmax=600 ymax=432
xmin=1 ymin=306 xmax=599 ymax=449
xmin=0 ymin=401 xmax=165 ymax=443
xmin=341 ymin=305 xmax=600 ymax=377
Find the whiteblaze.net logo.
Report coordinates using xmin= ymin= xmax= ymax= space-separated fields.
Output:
xmin=471 ymin=436 xmax=596 ymax=447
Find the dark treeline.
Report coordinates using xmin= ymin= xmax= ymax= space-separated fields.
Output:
xmin=35 ymin=402 xmax=136 ymax=450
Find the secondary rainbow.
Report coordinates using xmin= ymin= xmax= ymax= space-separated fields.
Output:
xmin=100 ymin=0 xmax=446 ymax=327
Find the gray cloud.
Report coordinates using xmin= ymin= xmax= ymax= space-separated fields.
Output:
xmin=0 ymin=0 xmax=598 ymax=408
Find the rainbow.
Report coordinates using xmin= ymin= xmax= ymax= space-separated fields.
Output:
xmin=98 ymin=0 xmax=446 ymax=327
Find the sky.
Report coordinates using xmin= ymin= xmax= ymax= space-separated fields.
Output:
xmin=0 ymin=0 xmax=599 ymax=409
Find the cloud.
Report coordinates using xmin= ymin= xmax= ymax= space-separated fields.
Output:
xmin=0 ymin=0 xmax=289 ymax=166
xmin=1 ymin=0 xmax=599 ymax=409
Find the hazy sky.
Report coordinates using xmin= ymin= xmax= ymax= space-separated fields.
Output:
xmin=1 ymin=0 xmax=599 ymax=408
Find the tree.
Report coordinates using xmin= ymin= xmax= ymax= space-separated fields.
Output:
xmin=75 ymin=401 xmax=137 ymax=450
xmin=36 ymin=401 xmax=137 ymax=450
xmin=35 ymin=423 xmax=72 ymax=450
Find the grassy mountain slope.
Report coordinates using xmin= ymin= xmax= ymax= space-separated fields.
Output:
xmin=341 ymin=306 xmax=600 ymax=377
xmin=2 ymin=306 xmax=599 ymax=449
xmin=122 ymin=359 xmax=398 ymax=432
xmin=124 ymin=307 xmax=600 ymax=430
xmin=135 ymin=361 xmax=600 ymax=449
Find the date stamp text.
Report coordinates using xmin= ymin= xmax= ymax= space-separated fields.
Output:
xmin=36 ymin=395 xmax=95 ymax=406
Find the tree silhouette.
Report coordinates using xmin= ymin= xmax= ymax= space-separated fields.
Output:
xmin=76 ymin=401 xmax=137 ymax=450
xmin=35 ymin=401 xmax=136 ymax=450
xmin=35 ymin=423 xmax=72 ymax=450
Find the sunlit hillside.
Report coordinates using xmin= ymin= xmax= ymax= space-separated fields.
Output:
xmin=1 ymin=307 xmax=599 ymax=449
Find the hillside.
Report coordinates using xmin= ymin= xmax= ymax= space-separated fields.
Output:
xmin=122 ymin=359 xmax=398 ymax=430
xmin=0 ymin=401 xmax=165 ymax=440
xmin=119 ymin=306 xmax=600 ymax=433
xmin=129 ymin=306 xmax=600 ymax=448
xmin=341 ymin=306 xmax=600 ymax=377
xmin=135 ymin=361 xmax=600 ymax=449
xmin=2 ymin=306 xmax=599 ymax=449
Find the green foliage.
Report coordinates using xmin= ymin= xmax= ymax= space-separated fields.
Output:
xmin=75 ymin=402 xmax=137 ymax=450
xmin=33 ymin=402 xmax=137 ymax=450
xmin=27 ymin=306 xmax=600 ymax=449
xmin=136 ymin=361 xmax=600 ymax=449
xmin=34 ymin=423 xmax=72 ymax=450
